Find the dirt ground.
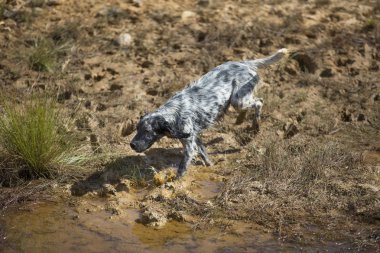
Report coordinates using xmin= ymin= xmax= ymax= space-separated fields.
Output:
xmin=0 ymin=0 xmax=379 ymax=251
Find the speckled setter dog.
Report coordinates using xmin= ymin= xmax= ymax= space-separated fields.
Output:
xmin=130 ymin=48 xmax=288 ymax=177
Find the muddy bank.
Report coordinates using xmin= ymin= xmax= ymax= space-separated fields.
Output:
xmin=0 ymin=197 xmax=365 ymax=253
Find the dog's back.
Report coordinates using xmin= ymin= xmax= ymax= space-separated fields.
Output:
xmin=156 ymin=48 xmax=288 ymax=133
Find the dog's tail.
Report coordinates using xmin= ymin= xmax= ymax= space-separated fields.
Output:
xmin=243 ymin=48 xmax=289 ymax=69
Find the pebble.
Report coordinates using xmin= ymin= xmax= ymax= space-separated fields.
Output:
xmin=115 ymin=33 xmax=133 ymax=48
xmin=181 ymin=11 xmax=196 ymax=22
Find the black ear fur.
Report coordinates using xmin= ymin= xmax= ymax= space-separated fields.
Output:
xmin=155 ymin=116 xmax=190 ymax=139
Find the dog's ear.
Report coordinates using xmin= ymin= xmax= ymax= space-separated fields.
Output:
xmin=156 ymin=116 xmax=190 ymax=139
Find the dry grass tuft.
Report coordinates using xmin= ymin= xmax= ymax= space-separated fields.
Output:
xmin=0 ymin=96 xmax=90 ymax=183
xmin=27 ymin=38 xmax=59 ymax=72
xmin=50 ymin=20 xmax=81 ymax=44
xmin=212 ymin=137 xmax=378 ymax=240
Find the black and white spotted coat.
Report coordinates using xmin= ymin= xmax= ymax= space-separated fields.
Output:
xmin=130 ymin=49 xmax=288 ymax=177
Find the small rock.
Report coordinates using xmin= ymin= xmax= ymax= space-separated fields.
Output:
xmin=96 ymin=103 xmax=107 ymax=111
xmin=100 ymin=184 xmax=117 ymax=197
xmin=141 ymin=60 xmax=154 ymax=68
xmin=47 ymin=0 xmax=61 ymax=6
xmin=357 ymin=113 xmax=366 ymax=121
xmin=146 ymin=88 xmax=159 ymax=96
xmin=251 ymin=181 xmax=264 ymax=191
xmin=109 ymin=83 xmax=123 ymax=91
xmin=116 ymin=179 xmax=131 ymax=192
xmin=84 ymin=73 xmax=92 ymax=80
xmin=131 ymin=0 xmax=143 ymax=7
xmin=341 ymin=109 xmax=353 ymax=122
xmin=320 ymin=68 xmax=334 ymax=77
xmin=283 ymin=122 xmax=299 ymax=139
xmin=336 ymin=57 xmax=354 ymax=67
xmin=57 ymin=90 xmax=72 ymax=102
xmin=93 ymin=72 xmax=105 ymax=81
xmin=349 ymin=67 xmax=359 ymax=76
xmin=164 ymin=182 xmax=175 ymax=190
xmin=181 ymin=11 xmax=196 ymax=22
xmin=84 ymin=100 xmax=91 ymax=108
xmin=115 ymin=33 xmax=133 ymax=48
xmin=197 ymin=0 xmax=211 ymax=7
xmin=168 ymin=211 xmax=184 ymax=221
xmin=276 ymin=130 xmax=285 ymax=138
xmin=140 ymin=209 xmax=167 ymax=227
xmin=119 ymin=120 xmax=135 ymax=137
xmin=106 ymin=67 xmax=119 ymax=76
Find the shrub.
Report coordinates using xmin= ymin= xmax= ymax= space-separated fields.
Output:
xmin=0 ymin=97 xmax=88 ymax=179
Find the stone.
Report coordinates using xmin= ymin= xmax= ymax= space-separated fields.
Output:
xmin=115 ymin=33 xmax=133 ymax=47
xmin=96 ymin=103 xmax=107 ymax=111
xmin=139 ymin=208 xmax=167 ymax=227
xmin=141 ymin=60 xmax=153 ymax=68
xmin=100 ymin=184 xmax=117 ymax=197
xmin=181 ymin=11 xmax=196 ymax=22
xmin=47 ymin=0 xmax=61 ymax=6
xmin=109 ymin=83 xmax=123 ymax=91
xmin=131 ymin=0 xmax=143 ymax=7
xmin=320 ymin=68 xmax=334 ymax=77
xmin=197 ymin=0 xmax=211 ymax=7
xmin=116 ymin=179 xmax=131 ymax=192
xmin=57 ymin=90 xmax=72 ymax=102
xmin=341 ymin=109 xmax=353 ymax=122
xmin=357 ymin=113 xmax=365 ymax=121
xmin=283 ymin=122 xmax=299 ymax=139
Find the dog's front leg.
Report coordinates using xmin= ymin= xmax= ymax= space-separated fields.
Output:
xmin=196 ymin=137 xmax=213 ymax=166
xmin=178 ymin=136 xmax=197 ymax=177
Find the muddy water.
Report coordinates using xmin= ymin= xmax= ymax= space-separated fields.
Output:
xmin=0 ymin=180 xmax=352 ymax=253
xmin=0 ymin=201 xmax=287 ymax=253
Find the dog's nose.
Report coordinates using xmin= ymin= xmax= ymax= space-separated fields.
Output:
xmin=130 ymin=142 xmax=136 ymax=150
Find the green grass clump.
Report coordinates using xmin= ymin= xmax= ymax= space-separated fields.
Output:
xmin=28 ymin=38 xmax=58 ymax=72
xmin=0 ymin=97 xmax=88 ymax=178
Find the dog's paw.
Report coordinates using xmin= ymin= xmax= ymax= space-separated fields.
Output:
xmin=205 ymin=160 xmax=213 ymax=166
xmin=176 ymin=169 xmax=187 ymax=179
xmin=278 ymin=48 xmax=289 ymax=55
xmin=252 ymin=118 xmax=260 ymax=134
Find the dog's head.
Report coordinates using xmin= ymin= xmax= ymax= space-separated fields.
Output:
xmin=130 ymin=114 xmax=164 ymax=153
xmin=130 ymin=114 xmax=191 ymax=153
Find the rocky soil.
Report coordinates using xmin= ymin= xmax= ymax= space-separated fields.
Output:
xmin=0 ymin=0 xmax=379 ymax=251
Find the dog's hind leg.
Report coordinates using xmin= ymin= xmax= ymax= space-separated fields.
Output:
xmin=231 ymin=75 xmax=263 ymax=130
xmin=196 ymin=137 xmax=213 ymax=166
